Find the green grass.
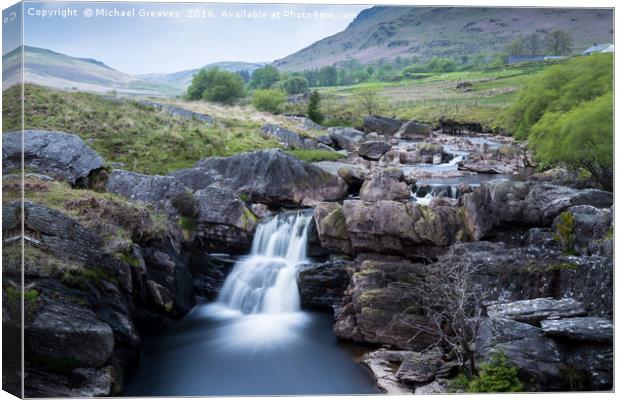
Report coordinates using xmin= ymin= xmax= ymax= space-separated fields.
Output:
xmin=309 ymin=61 xmax=564 ymax=130
xmin=286 ymin=149 xmax=346 ymax=162
xmin=2 ymin=84 xmax=281 ymax=174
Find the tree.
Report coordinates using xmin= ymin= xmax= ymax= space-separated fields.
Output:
xmin=307 ymin=90 xmax=323 ymax=124
xmin=507 ymin=36 xmax=524 ymax=56
xmin=250 ymin=65 xmax=280 ymax=89
xmin=504 ymin=54 xmax=612 ymax=190
xmin=280 ymin=76 xmax=309 ymax=95
xmin=186 ymin=67 xmax=245 ymax=104
xmin=252 ymin=89 xmax=287 ymax=113
xmin=403 ymin=254 xmax=487 ymax=375
xmin=355 ymin=87 xmax=383 ymax=116
xmin=523 ymin=33 xmax=542 ymax=55
xmin=237 ymin=69 xmax=251 ymax=83
xmin=318 ymin=66 xmax=338 ymax=86
xmin=545 ymin=30 xmax=573 ymax=55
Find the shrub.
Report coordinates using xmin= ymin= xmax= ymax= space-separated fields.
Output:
xmin=307 ymin=91 xmax=324 ymax=124
xmin=172 ymin=192 xmax=197 ymax=218
xmin=286 ymin=149 xmax=345 ymax=162
xmin=554 ymin=211 xmax=576 ymax=254
xmin=281 ymin=76 xmax=309 ymax=95
xmin=252 ymin=89 xmax=287 ymax=113
xmin=454 ymin=353 xmax=524 ymax=393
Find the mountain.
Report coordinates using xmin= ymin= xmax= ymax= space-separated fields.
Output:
xmin=2 ymin=46 xmax=181 ymax=96
xmin=274 ymin=7 xmax=613 ymax=71
xmin=139 ymin=61 xmax=268 ymax=90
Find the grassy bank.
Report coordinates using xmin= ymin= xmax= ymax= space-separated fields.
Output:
xmin=2 ymin=84 xmax=283 ymax=174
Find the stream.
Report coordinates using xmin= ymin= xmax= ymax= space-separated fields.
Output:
xmin=124 ymin=211 xmax=379 ymax=396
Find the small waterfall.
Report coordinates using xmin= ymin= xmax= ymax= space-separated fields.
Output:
xmin=217 ymin=211 xmax=312 ymax=315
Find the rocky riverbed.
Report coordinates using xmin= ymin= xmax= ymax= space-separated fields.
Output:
xmin=2 ymin=121 xmax=614 ymax=396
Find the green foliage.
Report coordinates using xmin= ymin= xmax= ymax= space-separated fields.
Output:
xmin=504 ymin=54 xmax=612 ymax=189
xmin=460 ymin=353 xmax=524 ymax=393
xmin=307 ymin=90 xmax=324 ymax=124
xmin=286 ymin=149 xmax=345 ymax=162
xmin=186 ymin=67 xmax=245 ymax=104
xmin=281 ymin=76 xmax=309 ymax=95
xmin=554 ymin=211 xmax=576 ymax=254
xmin=250 ymin=65 xmax=280 ymax=89
xmin=545 ymin=30 xmax=573 ymax=56
xmin=252 ymin=89 xmax=287 ymax=113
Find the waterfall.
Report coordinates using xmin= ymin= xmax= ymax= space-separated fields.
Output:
xmin=216 ymin=210 xmax=313 ymax=315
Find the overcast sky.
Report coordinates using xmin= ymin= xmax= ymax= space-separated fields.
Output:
xmin=19 ymin=2 xmax=369 ymax=75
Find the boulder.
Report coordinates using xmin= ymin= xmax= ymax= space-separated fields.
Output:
xmin=260 ymin=124 xmax=303 ymax=148
xmin=297 ymin=259 xmax=352 ymax=310
xmin=463 ymin=181 xmax=613 ymax=240
xmin=190 ymin=253 xmax=237 ymax=300
xmin=191 ymin=149 xmax=348 ymax=206
xmin=313 ymin=202 xmax=352 ymax=254
xmin=458 ymin=159 xmax=516 ymax=174
xmin=485 ymin=298 xmax=587 ymax=324
xmin=475 ymin=318 xmax=565 ymax=391
xmin=395 ymin=347 xmax=444 ymax=385
xmin=335 ymin=259 xmax=439 ymax=350
xmin=107 ymin=169 xmax=188 ymax=209
xmin=553 ymin=205 xmax=612 ymax=256
xmin=193 ymin=187 xmax=257 ymax=252
xmin=564 ymin=344 xmax=613 ymax=390
xmin=328 ymin=127 xmax=365 ymax=151
xmin=363 ymin=116 xmax=403 ymax=137
xmin=360 ymin=350 xmax=414 ymax=394
xmin=395 ymin=121 xmax=431 ymax=140
xmin=316 ymin=135 xmax=334 ymax=147
xmin=358 ymin=141 xmax=392 ymax=161
xmin=540 ymin=317 xmax=613 ymax=343
xmin=286 ymin=115 xmax=325 ymax=131
xmin=3 ymin=130 xmax=105 ymax=185
xmin=359 ymin=169 xmax=410 ymax=202
xmin=26 ymin=299 xmax=115 ymax=368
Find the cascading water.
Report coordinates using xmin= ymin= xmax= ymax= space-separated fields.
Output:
xmin=217 ymin=211 xmax=312 ymax=315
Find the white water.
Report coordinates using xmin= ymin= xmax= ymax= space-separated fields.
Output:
xmin=203 ymin=211 xmax=314 ymax=347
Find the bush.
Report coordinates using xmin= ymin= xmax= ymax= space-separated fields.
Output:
xmin=554 ymin=211 xmax=576 ymax=254
xmin=286 ymin=149 xmax=345 ymax=162
xmin=503 ymin=54 xmax=612 ymax=190
xmin=307 ymin=91 xmax=324 ymax=124
xmin=281 ymin=76 xmax=309 ymax=95
xmin=172 ymin=192 xmax=197 ymax=218
xmin=186 ymin=67 xmax=245 ymax=104
xmin=252 ymin=89 xmax=287 ymax=113
xmin=452 ymin=353 xmax=524 ymax=393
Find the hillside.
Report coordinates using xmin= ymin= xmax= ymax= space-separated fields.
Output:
xmin=274 ymin=6 xmax=613 ymax=70
xmin=139 ymin=61 xmax=268 ymax=90
xmin=2 ymin=46 xmax=180 ymax=96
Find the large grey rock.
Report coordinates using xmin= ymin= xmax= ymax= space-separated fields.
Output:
xmin=463 ymin=181 xmax=613 ymax=240
xmin=553 ymin=205 xmax=612 ymax=256
xmin=328 ymin=127 xmax=365 ymax=151
xmin=363 ymin=116 xmax=403 ymax=137
xmin=475 ymin=318 xmax=565 ymax=391
xmin=297 ymin=259 xmax=351 ymax=310
xmin=394 ymin=121 xmax=431 ymax=140
xmin=359 ymin=169 xmax=410 ymax=202
xmin=486 ymin=298 xmax=586 ymax=324
xmin=358 ymin=141 xmax=392 ymax=161
xmin=26 ymin=300 xmax=115 ymax=368
xmin=564 ymin=344 xmax=613 ymax=390
xmin=260 ymin=124 xmax=303 ymax=149
xmin=193 ymin=149 xmax=348 ymax=206
xmin=540 ymin=317 xmax=613 ymax=343
xmin=395 ymin=347 xmax=444 ymax=385
xmin=107 ymin=169 xmax=188 ymax=208
xmin=193 ymin=187 xmax=257 ymax=251
xmin=3 ymin=130 xmax=105 ymax=185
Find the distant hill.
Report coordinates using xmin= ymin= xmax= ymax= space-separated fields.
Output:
xmin=2 ymin=46 xmax=181 ymax=96
xmin=139 ymin=61 xmax=268 ymax=90
xmin=274 ymin=7 xmax=613 ymax=71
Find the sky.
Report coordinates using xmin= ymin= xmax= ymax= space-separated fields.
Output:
xmin=16 ymin=1 xmax=370 ymax=75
